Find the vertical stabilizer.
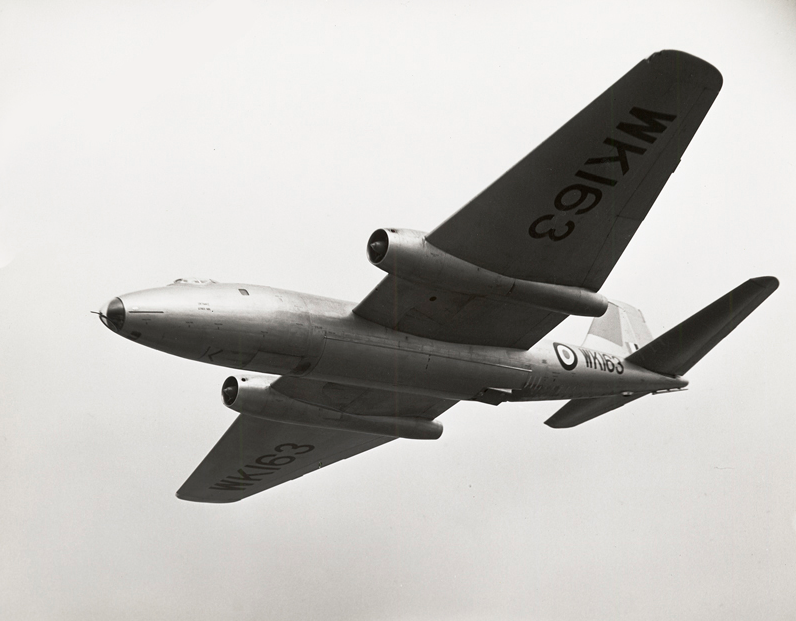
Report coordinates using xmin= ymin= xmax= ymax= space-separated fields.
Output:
xmin=582 ymin=300 xmax=653 ymax=357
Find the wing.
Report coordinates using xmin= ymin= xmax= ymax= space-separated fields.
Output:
xmin=177 ymin=378 xmax=455 ymax=503
xmin=354 ymin=50 xmax=722 ymax=349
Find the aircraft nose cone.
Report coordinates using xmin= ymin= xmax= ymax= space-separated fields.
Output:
xmin=99 ymin=297 xmax=126 ymax=332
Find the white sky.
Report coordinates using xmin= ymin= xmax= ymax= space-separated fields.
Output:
xmin=1 ymin=1 xmax=795 ymax=619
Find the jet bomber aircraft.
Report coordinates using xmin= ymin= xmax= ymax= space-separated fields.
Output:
xmin=99 ymin=51 xmax=778 ymax=503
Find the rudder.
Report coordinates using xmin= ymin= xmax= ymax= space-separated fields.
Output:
xmin=582 ymin=300 xmax=653 ymax=357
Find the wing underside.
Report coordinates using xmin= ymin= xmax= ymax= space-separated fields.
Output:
xmin=177 ymin=378 xmax=455 ymax=503
xmin=354 ymin=51 xmax=722 ymax=349
xmin=176 ymin=415 xmax=392 ymax=503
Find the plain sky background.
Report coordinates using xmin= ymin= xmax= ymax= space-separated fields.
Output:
xmin=1 ymin=1 xmax=795 ymax=619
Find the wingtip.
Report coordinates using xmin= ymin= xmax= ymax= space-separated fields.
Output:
xmin=544 ymin=417 xmax=574 ymax=429
xmin=647 ymin=49 xmax=723 ymax=92
xmin=749 ymin=276 xmax=779 ymax=292
xmin=175 ymin=490 xmax=242 ymax=504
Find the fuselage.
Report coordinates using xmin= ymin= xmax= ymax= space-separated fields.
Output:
xmin=100 ymin=280 xmax=686 ymax=402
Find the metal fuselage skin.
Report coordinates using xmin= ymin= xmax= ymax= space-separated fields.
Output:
xmin=102 ymin=281 xmax=686 ymax=402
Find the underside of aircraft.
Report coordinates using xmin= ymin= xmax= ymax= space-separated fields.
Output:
xmin=98 ymin=50 xmax=778 ymax=503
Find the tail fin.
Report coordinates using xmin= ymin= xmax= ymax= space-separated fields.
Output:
xmin=546 ymin=276 xmax=778 ymax=428
xmin=626 ymin=276 xmax=779 ymax=376
xmin=582 ymin=300 xmax=653 ymax=357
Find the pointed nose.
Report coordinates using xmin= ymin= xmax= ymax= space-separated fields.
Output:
xmin=99 ymin=297 xmax=126 ymax=332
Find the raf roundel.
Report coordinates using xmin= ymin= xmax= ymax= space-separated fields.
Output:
xmin=553 ymin=343 xmax=578 ymax=371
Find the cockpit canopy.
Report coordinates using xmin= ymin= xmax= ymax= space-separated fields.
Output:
xmin=170 ymin=278 xmax=217 ymax=286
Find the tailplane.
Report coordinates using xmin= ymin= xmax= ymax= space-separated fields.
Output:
xmin=545 ymin=393 xmax=646 ymax=428
xmin=546 ymin=276 xmax=778 ymax=428
xmin=625 ymin=276 xmax=779 ymax=376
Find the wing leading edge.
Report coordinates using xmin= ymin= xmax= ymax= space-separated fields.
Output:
xmin=354 ymin=50 xmax=722 ymax=349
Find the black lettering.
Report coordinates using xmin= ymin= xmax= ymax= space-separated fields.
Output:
xmin=617 ymin=107 xmax=677 ymax=144
xmin=227 ymin=468 xmax=276 ymax=482
xmin=604 ymin=355 xmax=615 ymax=373
xmin=616 ymin=358 xmax=624 ymax=375
xmin=575 ymin=170 xmax=617 ymax=187
xmin=226 ymin=469 xmax=262 ymax=482
xmin=275 ymin=443 xmax=314 ymax=455
xmin=209 ymin=480 xmax=252 ymax=491
xmin=255 ymin=455 xmax=295 ymax=467
xmin=554 ymin=184 xmax=602 ymax=214
xmin=585 ymin=138 xmax=646 ymax=174
xmin=596 ymin=352 xmax=605 ymax=371
xmin=580 ymin=348 xmax=593 ymax=369
xmin=529 ymin=214 xmax=574 ymax=242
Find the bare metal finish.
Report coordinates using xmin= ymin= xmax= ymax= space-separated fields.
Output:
xmin=366 ymin=228 xmax=609 ymax=317
xmin=99 ymin=51 xmax=778 ymax=503
xmin=223 ymin=375 xmax=443 ymax=440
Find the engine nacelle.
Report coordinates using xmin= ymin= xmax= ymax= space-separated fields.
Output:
xmin=221 ymin=375 xmax=443 ymax=440
xmin=366 ymin=228 xmax=608 ymax=317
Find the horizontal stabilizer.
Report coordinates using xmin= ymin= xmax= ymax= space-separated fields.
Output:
xmin=545 ymin=394 xmax=646 ymax=428
xmin=626 ymin=277 xmax=779 ymax=376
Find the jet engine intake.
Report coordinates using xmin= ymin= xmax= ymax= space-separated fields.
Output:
xmin=366 ymin=228 xmax=608 ymax=317
xmin=221 ymin=375 xmax=442 ymax=440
